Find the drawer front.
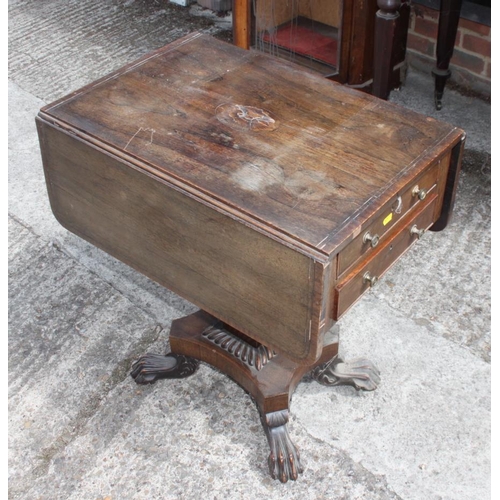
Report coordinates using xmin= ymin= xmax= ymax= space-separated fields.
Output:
xmin=337 ymin=159 xmax=440 ymax=278
xmin=333 ymin=196 xmax=438 ymax=320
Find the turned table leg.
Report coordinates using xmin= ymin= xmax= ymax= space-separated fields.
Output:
xmin=432 ymin=0 xmax=463 ymax=110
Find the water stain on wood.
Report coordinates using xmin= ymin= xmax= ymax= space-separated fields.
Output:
xmin=232 ymin=159 xmax=285 ymax=192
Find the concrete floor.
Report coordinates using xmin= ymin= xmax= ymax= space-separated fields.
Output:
xmin=8 ymin=1 xmax=491 ymax=499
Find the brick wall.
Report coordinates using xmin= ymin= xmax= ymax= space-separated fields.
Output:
xmin=406 ymin=3 xmax=491 ymax=96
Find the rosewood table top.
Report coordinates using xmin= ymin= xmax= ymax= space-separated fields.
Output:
xmin=41 ymin=32 xmax=462 ymax=260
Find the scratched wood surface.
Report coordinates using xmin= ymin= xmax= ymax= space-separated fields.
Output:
xmin=40 ymin=33 xmax=463 ymax=259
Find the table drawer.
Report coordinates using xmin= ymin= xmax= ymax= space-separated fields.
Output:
xmin=333 ymin=195 xmax=438 ymax=320
xmin=337 ymin=159 xmax=440 ymax=278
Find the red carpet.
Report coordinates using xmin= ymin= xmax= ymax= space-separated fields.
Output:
xmin=262 ymin=23 xmax=338 ymax=67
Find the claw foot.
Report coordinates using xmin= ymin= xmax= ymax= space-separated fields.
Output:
xmin=262 ymin=410 xmax=303 ymax=483
xmin=130 ymin=353 xmax=199 ymax=384
xmin=311 ymin=355 xmax=380 ymax=391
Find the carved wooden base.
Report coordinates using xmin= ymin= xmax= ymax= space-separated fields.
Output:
xmin=130 ymin=310 xmax=380 ymax=482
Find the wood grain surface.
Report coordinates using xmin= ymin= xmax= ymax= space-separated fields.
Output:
xmin=39 ymin=33 xmax=463 ymax=258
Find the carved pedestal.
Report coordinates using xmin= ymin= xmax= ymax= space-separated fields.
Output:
xmin=131 ymin=310 xmax=380 ymax=483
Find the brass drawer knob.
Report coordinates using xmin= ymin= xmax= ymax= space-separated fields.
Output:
xmin=412 ymin=185 xmax=427 ymax=200
xmin=363 ymin=271 xmax=378 ymax=287
xmin=410 ymin=224 xmax=425 ymax=239
xmin=363 ymin=231 xmax=380 ymax=248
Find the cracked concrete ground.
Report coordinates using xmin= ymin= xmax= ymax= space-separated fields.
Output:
xmin=8 ymin=1 xmax=491 ymax=499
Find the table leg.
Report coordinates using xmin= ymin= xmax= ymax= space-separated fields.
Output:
xmin=373 ymin=0 xmax=402 ymax=100
xmin=432 ymin=0 xmax=463 ymax=110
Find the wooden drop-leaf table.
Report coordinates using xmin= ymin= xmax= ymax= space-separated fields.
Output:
xmin=36 ymin=33 xmax=464 ymax=483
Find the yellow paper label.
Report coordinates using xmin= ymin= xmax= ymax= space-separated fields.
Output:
xmin=383 ymin=213 xmax=393 ymax=226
